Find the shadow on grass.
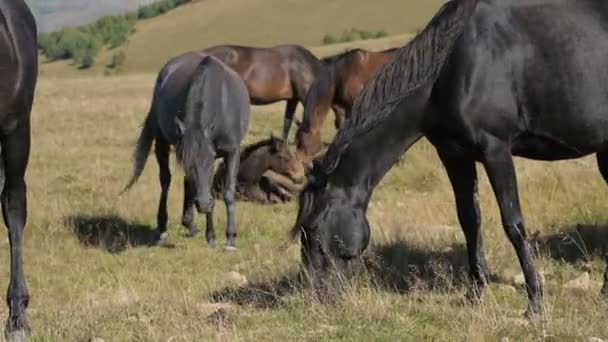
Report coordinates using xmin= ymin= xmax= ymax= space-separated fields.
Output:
xmin=64 ymin=214 xmax=164 ymax=253
xmin=363 ymin=241 xmax=503 ymax=294
xmin=532 ymin=224 xmax=608 ymax=264
xmin=208 ymin=240 xmax=507 ymax=310
xmin=209 ymin=273 xmax=303 ymax=309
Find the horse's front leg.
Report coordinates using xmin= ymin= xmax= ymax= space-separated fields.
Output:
xmin=332 ymin=105 xmax=346 ymax=130
xmin=153 ymin=139 xmax=174 ymax=246
xmin=223 ymin=150 xmax=240 ymax=251
xmin=181 ymin=177 xmax=201 ymax=239
xmin=437 ymin=149 xmax=490 ymax=302
xmin=1 ymin=121 xmax=31 ymax=340
xmin=283 ymin=99 xmax=299 ymax=141
xmin=483 ymin=140 xmax=544 ymax=318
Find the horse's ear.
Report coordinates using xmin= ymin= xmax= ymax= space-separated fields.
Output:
xmin=269 ymin=132 xmax=283 ymax=149
xmin=269 ymin=131 xmax=280 ymax=141
xmin=175 ymin=117 xmax=185 ymax=137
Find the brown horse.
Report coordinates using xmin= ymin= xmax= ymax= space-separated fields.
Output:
xmin=203 ymin=45 xmax=323 ymax=140
xmin=0 ymin=0 xmax=38 ymax=339
xmin=294 ymin=48 xmax=399 ymax=161
xmin=213 ymin=135 xmax=306 ymax=203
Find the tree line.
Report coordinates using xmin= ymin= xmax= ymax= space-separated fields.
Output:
xmin=38 ymin=0 xmax=191 ymax=69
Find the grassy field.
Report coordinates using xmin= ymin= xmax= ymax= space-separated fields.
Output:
xmin=39 ymin=0 xmax=442 ymax=77
xmin=5 ymin=69 xmax=607 ymax=340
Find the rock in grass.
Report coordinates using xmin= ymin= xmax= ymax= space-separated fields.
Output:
xmin=198 ymin=303 xmax=238 ymax=327
xmin=511 ymin=272 xmax=546 ymax=286
xmin=224 ymin=271 xmax=248 ymax=287
xmin=88 ymin=338 xmax=105 ymax=342
xmin=512 ymin=273 xmax=525 ymax=286
xmin=564 ymin=272 xmax=591 ymax=290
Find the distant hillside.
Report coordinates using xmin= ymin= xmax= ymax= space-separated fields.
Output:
xmin=39 ymin=0 xmax=444 ymax=76
xmin=25 ymin=0 xmax=144 ymax=32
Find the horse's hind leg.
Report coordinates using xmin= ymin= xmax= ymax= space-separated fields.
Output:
xmin=1 ymin=120 xmax=31 ymax=338
xmin=282 ymin=99 xmax=298 ymax=141
xmin=182 ymin=178 xmax=201 ymax=239
xmin=437 ymin=150 xmax=490 ymax=302
xmin=594 ymin=151 xmax=608 ymax=299
xmin=155 ymin=138 xmax=171 ymax=245
xmin=483 ymin=142 xmax=543 ymax=318
xmin=223 ymin=150 xmax=240 ymax=251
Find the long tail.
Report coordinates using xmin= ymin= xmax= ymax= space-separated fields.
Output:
xmin=320 ymin=0 xmax=479 ymax=174
xmin=122 ymin=112 xmax=156 ymax=193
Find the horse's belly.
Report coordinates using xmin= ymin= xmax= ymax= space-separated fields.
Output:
xmin=511 ymin=131 xmax=599 ymax=161
xmin=245 ymin=68 xmax=292 ymax=104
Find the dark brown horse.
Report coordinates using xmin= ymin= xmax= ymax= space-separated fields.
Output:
xmin=0 ymin=0 xmax=38 ymax=339
xmin=294 ymin=48 xmax=399 ymax=161
xmin=203 ymin=44 xmax=323 ymax=140
xmin=212 ymin=135 xmax=306 ymax=203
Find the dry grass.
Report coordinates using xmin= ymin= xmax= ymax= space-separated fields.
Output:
xmin=5 ymin=73 xmax=608 ymax=340
xmin=39 ymin=0 xmax=442 ymax=77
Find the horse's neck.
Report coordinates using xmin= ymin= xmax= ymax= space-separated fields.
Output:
xmin=327 ymin=93 xmax=427 ymax=192
xmin=303 ymin=66 xmax=336 ymax=132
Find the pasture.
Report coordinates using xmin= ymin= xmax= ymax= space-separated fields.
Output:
xmin=9 ymin=72 xmax=608 ymax=340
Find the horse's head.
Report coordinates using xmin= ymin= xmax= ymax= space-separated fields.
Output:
xmin=290 ymin=163 xmax=370 ymax=283
xmin=176 ymin=118 xmax=216 ymax=213
xmin=266 ymin=133 xmax=306 ymax=184
xmin=295 ymin=120 xmax=323 ymax=164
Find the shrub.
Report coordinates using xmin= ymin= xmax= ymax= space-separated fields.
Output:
xmin=109 ymin=50 xmax=126 ymax=69
xmin=320 ymin=28 xmax=389 ymax=45
xmin=322 ymin=33 xmax=338 ymax=45
xmin=38 ymin=0 xmax=190 ymax=69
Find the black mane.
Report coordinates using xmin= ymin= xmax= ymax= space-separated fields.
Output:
xmin=318 ymin=0 xmax=473 ymax=176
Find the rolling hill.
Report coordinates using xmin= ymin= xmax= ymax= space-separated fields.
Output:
xmin=39 ymin=0 xmax=444 ymax=76
xmin=25 ymin=0 xmax=145 ymax=32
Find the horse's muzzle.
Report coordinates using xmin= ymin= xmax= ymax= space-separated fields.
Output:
xmin=195 ymin=197 xmax=214 ymax=213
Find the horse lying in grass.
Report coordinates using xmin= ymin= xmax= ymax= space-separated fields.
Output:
xmin=291 ymin=0 xmax=608 ymax=318
xmin=212 ymin=135 xmax=306 ymax=204
xmin=124 ymin=55 xmax=250 ymax=251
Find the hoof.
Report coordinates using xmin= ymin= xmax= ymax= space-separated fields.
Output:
xmin=5 ymin=329 xmax=29 ymax=342
xmin=524 ymin=303 xmax=545 ymax=321
xmin=207 ymin=239 xmax=217 ymax=249
xmin=186 ymin=227 xmax=200 ymax=238
xmin=5 ymin=317 xmax=30 ymax=342
xmin=224 ymin=245 xmax=238 ymax=253
xmin=463 ymin=289 xmax=483 ymax=306
xmin=155 ymin=232 xmax=170 ymax=247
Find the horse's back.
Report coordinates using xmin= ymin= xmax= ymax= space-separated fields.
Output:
xmin=436 ymin=0 xmax=608 ymax=159
xmin=204 ymin=44 xmax=320 ymax=101
xmin=0 ymin=0 xmax=37 ymax=117
xmin=193 ymin=56 xmax=250 ymax=148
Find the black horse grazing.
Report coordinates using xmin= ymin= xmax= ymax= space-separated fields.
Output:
xmin=0 ymin=0 xmax=38 ymax=339
xmin=124 ymin=56 xmax=250 ymax=251
xmin=291 ymin=0 xmax=608 ymax=317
